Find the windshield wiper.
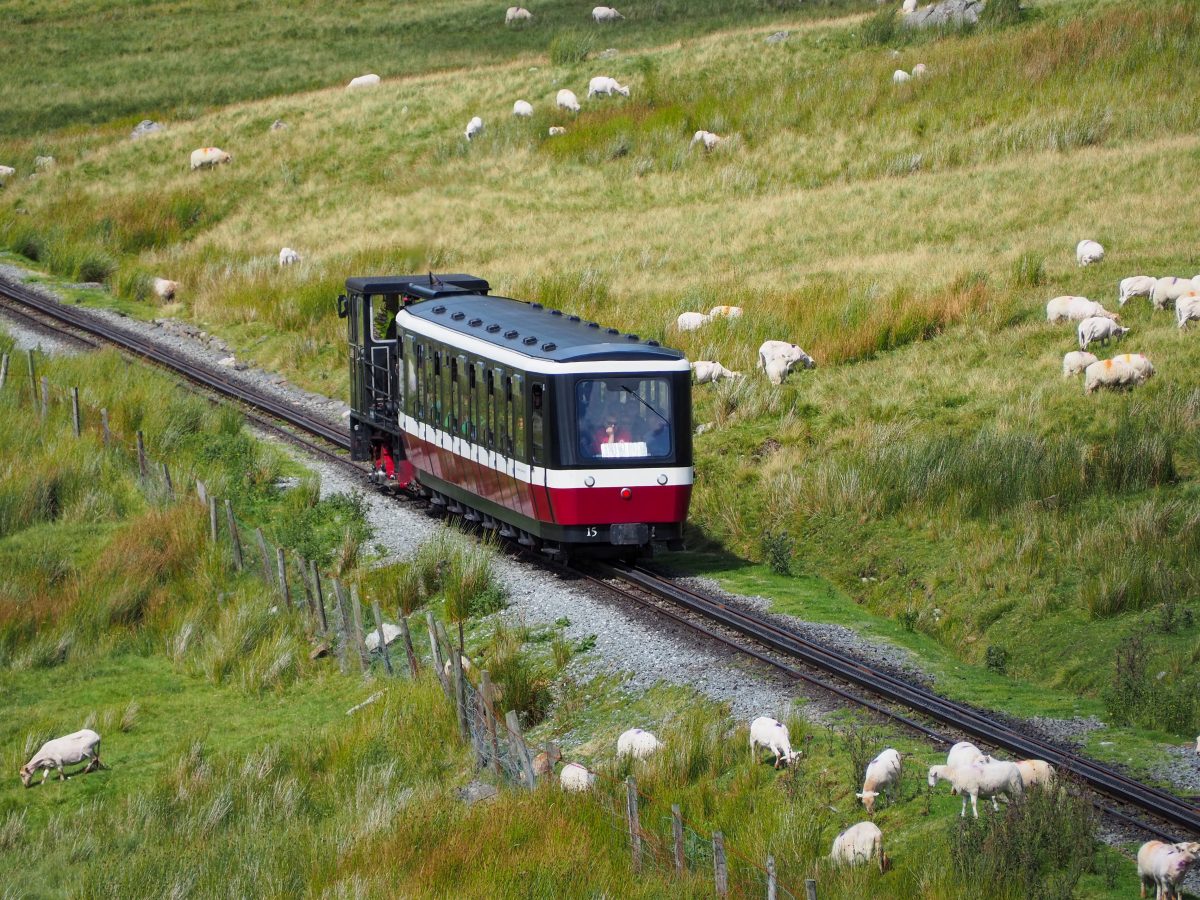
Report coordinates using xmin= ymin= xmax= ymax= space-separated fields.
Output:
xmin=622 ymin=385 xmax=668 ymax=425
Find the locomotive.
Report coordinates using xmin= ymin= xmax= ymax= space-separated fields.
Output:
xmin=337 ymin=273 xmax=693 ymax=557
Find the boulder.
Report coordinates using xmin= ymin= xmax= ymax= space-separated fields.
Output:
xmin=130 ymin=119 xmax=164 ymax=140
xmin=903 ymin=0 xmax=985 ymax=28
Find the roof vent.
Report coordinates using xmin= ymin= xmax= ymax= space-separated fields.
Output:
xmin=647 ymin=340 xmax=660 ymax=347
xmin=432 ymin=305 xmax=447 ymax=314
xmin=523 ymin=336 xmax=538 ymax=346
xmin=626 ymin=334 xmax=639 ymax=341
xmin=549 ymin=309 xmax=563 ymax=317
xmin=486 ymin=324 xmax=501 ymax=334
xmin=542 ymin=342 xmax=557 ymax=352
xmin=568 ymin=315 xmax=581 ymax=322
xmin=530 ymin=302 xmax=543 ymax=309
xmin=504 ymin=329 xmax=519 ymax=340
xmin=606 ymin=327 xmax=619 ymax=335
xmin=469 ymin=317 xmax=483 ymax=327
xmin=451 ymin=311 xmax=466 ymax=321
xmin=587 ymin=322 xmax=599 ymax=329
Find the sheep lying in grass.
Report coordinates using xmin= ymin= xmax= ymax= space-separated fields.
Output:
xmin=548 ymin=126 xmax=567 ymax=136
xmin=1177 ymin=291 xmax=1200 ymax=330
xmin=616 ymin=728 xmax=663 ymax=760
xmin=708 ymin=305 xmax=742 ymax=318
xmin=20 ymin=729 xmax=104 ymax=786
xmin=691 ymin=361 xmax=741 ymax=384
xmin=676 ymin=311 xmax=711 ymax=332
xmin=912 ymin=62 xmax=927 ymax=76
xmin=560 ymin=762 xmax=596 ymax=792
xmin=347 ymin=74 xmax=380 ymax=90
xmin=465 ymin=116 xmax=484 ymax=141
xmin=893 ymin=69 xmax=911 ymax=84
xmin=692 ymin=131 xmax=723 ymax=151
xmin=279 ymin=247 xmax=301 ymax=267
xmin=190 ymin=147 xmax=231 ymax=170
xmin=0 ymin=164 xmax=16 ymax=183
xmin=1014 ymin=759 xmax=1055 ymax=788
xmin=927 ymin=759 xmax=1024 ymax=818
xmin=592 ymin=6 xmax=624 ymax=22
xmin=1084 ymin=354 xmax=1154 ymax=394
xmin=749 ymin=717 xmax=799 ymax=768
xmin=1151 ymin=276 xmax=1193 ymax=310
xmin=152 ymin=278 xmax=178 ymax=301
xmin=588 ymin=76 xmax=629 ymax=98
xmin=513 ymin=100 xmax=533 ymax=118
xmin=757 ymin=340 xmax=815 ymax=385
xmin=556 ymin=89 xmax=581 ymax=112
xmin=1077 ymin=316 xmax=1128 ymax=351
xmin=1119 ymin=275 xmax=1156 ymax=307
xmin=1137 ymin=840 xmax=1200 ymax=900
xmin=857 ymin=748 xmax=902 ymax=814
xmin=1076 ymin=239 xmax=1104 ymax=266
xmin=505 ymin=6 xmax=533 ymax=25
xmin=1062 ymin=351 xmax=1098 ymax=377
xmin=830 ymin=822 xmax=890 ymax=873
xmin=1046 ymin=295 xmax=1117 ymax=324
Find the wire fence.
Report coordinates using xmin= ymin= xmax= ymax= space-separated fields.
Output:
xmin=1 ymin=347 xmax=824 ymax=899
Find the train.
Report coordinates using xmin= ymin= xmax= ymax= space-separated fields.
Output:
xmin=337 ymin=273 xmax=693 ymax=558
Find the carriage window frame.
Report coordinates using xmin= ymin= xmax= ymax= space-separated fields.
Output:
xmin=405 ymin=335 xmax=419 ymax=419
xmin=512 ymin=373 xmax=525 ymax=462
xmin=531 ymin=382 xmax=545 ymax=465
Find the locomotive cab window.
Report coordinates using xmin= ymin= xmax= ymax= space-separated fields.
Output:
xmin=370 ymin=294 xmax=400 ymax=342
xmin=576 ymin=378 xmax=672 ymax=461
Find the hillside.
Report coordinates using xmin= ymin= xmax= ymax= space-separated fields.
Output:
xmin=3 ymin=0 xmax=1200 ymax=762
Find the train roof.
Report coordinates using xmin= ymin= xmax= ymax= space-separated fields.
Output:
xmin=402 ymin=293 xmax=685 ymax=364
xmin=345 ymin=274 xmax=491 ymax=299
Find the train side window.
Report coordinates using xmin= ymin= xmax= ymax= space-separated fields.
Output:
xmin=405 ymin=336 xmax=419 ymax=419
xmin=467 ymin=358 xmax=477 ymax=442
xmin=512 ymin=373 xmax=525 ymax=461
xmin=531 ymin=382 xmax=545 ymax=465
xmin=425 ymin=346 xmax=437 ymax=425
xmin=371 ymin=295 xmax=399 ymax=341
xmin=441 ymin=349 xmax=454 ymax=431
xmin=456 ymin=354 xmax=469 ymax=438
xmin=494 ymin=367 xmax=508 ymax=456
xmin=475 ymin=362 xmax=488 ymax=447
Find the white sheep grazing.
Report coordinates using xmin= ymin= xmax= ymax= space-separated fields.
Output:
xmin=691 ymin=361 xmax=741 ymax=384
xmin=692 ymin=130 xmax=723 ymax=152
xmin=749 ymin=717 xmax=799 ymax=768
xmin=279 ymin=247 xmax=301 ymax=267
xmin=0 ymin=164 xmax=16 ymax=183
xmin=893 ymin=69 xmax=911 ymax=85
xmin=676 ymin=311 xmax=712 ymax=332
xmin=927 ymin=760 xmax=1024 ymax=818
xmin=513 ymin=100 xmax=534 ymax=118
xmin=902 ymin=0 xmax=917 ymax=12
xmin=560 ymin=762 xmax=597 ymax=792
xmin=1119 ymin=275 xmax=1156 ymax=307
xmin=616 ymin=728 xmax=663 ymax=760
xmin=346 ymin=73 xmax=381 ymax=90
xmin=1152 ymin=276 xmax=1195 ymax=310
xmin=556 ymin=89 xmax=581 ymax=113
xmin=830 ymin=822 xmax=890 ymax=873
xmin=189 ymin=147 xmax=231 ymax=170
xmin=592 ymin=6 xmax=624 ymax=22
xmin=1045 ymin=295 xmax=1117 ymax=323
xmin=757 ymin=340 xmax=815 ymax=385
xmin=465 ymin=116 xmax=484 ymax=141
xmin=548 ymin=126 xmax=567 ymax=136
xmin=946 ymin=741 xmax=989 ymax=769
xmin=1084 ymin=356 xmax=1154 ymax=394
xmin=1178 ymin=291 xmax=1200 ymax=330
xmin=1076 ymin=239 xmax=1105 ymax=266
xmin=1137 ymin=841 xmax=1200 ymax=900
xmin=152 ymin=277 xmax=178 ymax=301
xmin=1014 ymin=760 xmax=1056 ymax=789
xmin=708 ymin=305 xmax=743 ymax=319
xmin=587 ymin=76 xmax=630 ymax=98
xmin=505 ymin=6 xmax=533 ymax=25
xmin=1078 ymin=316 xmax=1128 ymax=350
xmin=912 ymin=62 xmax=927 ymax=76
xmin=20 ymin=729 xmax=103 ymax=786
xmin=857 ymin=748 xmax=902 ymax=814
xmin=1062 ymin=351 xmax=1098 ymax=377
xmin=442 ymin=655 xmax=473 ymax=679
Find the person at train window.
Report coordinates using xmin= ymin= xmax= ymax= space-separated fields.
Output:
xmin=593 ymin=403 xmax=634 ymax=454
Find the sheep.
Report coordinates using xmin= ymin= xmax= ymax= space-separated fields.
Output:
xmin=893 ymin=69 xmax=911 ymax=84
xmin=442 ymin=654 xmax=473 ymax=679
xmin=749 ymin=717 xmax=799 ymax=769
xmin=465 ymin=116 xmax=484 ymax=141
xmin=691 ymin=130 xmax=723 ymax=152
xmin=190 ymin=147 xmax=231 ymax=170
xmin=1076 ymin=239 xmax=1105 ymax=266
xmin=691 ymin=361 xmax=741 ymax=384
xmin=1014 ymin=760 xmax=1056 ymax=789
xmin=34 ymin=155 xmax=55 ymax=170
xmin=1084 ymin=355 xmax=1154 ymax=394
xmin=1119 ymin=275 xmax=1156 ymax=307
xmin=152 ymin=278 xmax=178 ymax=301
xmin=548 ymin=126 xmax=567 ymax=136
xmin=1063 ymin=351 xmax=1098 ymax=377
xmin=757 ymin=340 xmax=815 ymax=385
xmin=902 ymin=0 xmax=917 ymax=12
xmin=1152 ymin=276 xmax=1195 ymax=310
xmin=592 ymin=6 xmax=624 ymax=22
xmin=616 ymin=728 xmax=663 ymax=760
xmin=0 ymin=164 xmax=15 ymax=183
xmin=1077 ymin=316 xmax=1128 ymax=350
xmin=676 ymin=311 xmax=711 ymax=332
xmin=364 ymin=622 xmax=402 ymax=652
xmin=279 ymin=247 xmax=301 ymax=267
xmin=1045 ymin=295 xmax=1117 ymax=324
xmin=1181 ymin=292 xmax=1200 ymax=329
xmin=587 ymin=76 xmax=630 ymax=98
xmin=857 ymin=748 xmax=902 ymax=814
xmin=708 ymin=305 xmax=743 ymax=318
xmin=532 ymin=744 xmax=562 ymax=777
xmin=513 ymin=100 xmax=534 ymax=118
xmin=927 ymin=760 xmax=1024 ymax=818
xmin=346 ymin=73 xmax=381 ymax=90
xmin=912 ymin=62 xmax=927 ymax=76
xmin=830 ymin=822 xmax=890 ymax=873
xmin=505 ymin=6 xmax=533 ymax=25
xmin=20 ymin=729 xmax=104 ymax=786
xmin=556 ymin=89 xmax=581 ymax=113
xmin=946 ymin=741 xmax=989 ymax=769
xmin=560 ymin=762 xmax=596 ymax=792
xmin=1137 ymin=840 xmax=1200 ymax=900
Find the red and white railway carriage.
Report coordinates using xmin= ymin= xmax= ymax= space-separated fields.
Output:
xmin=339 ymin=274 xmax=692 ymax=556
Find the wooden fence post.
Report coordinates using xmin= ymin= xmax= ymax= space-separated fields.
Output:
xmin=136 ymin=431 xmax=147 ymax=477
xmin=349 ymin=584 xmax=368 ymax=671
xmin=480 ymin=669 xmax=502 ymax=777
xmin=450 ymin=643 xmax=469 ymax=740
xmin=505 ymin=709 xmax=536 ymax=789
xmin=26 ymin=349 xmax=36 ymax=404
xmin=254 ymin=528 xmax=273 ymax=584
xmin=276 ymin=547 xmax=292 ymax=611
xmin=398 ymin=614 xmax=419 ymax=677
xmin=713 ymin=831 xmax=728 ymax=898
xmin=330 ymin=579 xmax=350 ymax=675
xmin=672 ymin=805 xmax=685 ymax=876
xmin=627 ymin=777 xmax=643 ymax=873
xmin=70 ymin=387 xmax=80 ymax=437
xmin=371 ymin=599 xmax=393 ymax=675
xmin=298 ymin=557 xmax=315 ymax=624
xmin=767 ymin=855 xmax=776 ymax=900
xmin=100 ymin=408 xmax=110 ymax=446
xmin=195 ymin=478 xmax=207 ymax=506
xmin=208 ymin=495 xmax=218 ymax=542
xmin=0 ymin=353 xmax=8 ymax=391
xmin=311 ymin=561 xmax=328 ymax=635
xmin=39 ymin=376 xmax=48 ymax=420
xmin=426 ymin=610 xmax=451 ymax=698
xmin=224 ymin=500 xmax=243 ymax=570
xmin=160 ymin=462 xmax=174 ymax=499
xmin=805 ymin=878 xmax=817 ymax=900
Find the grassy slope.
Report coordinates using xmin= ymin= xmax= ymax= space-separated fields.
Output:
xmin=3 ymin=0 xmax=1200 ymax=763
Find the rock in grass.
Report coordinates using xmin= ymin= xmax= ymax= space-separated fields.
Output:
xmin=459 ymin=780 xmax=499 ymax=805
xmin=130 ymin=119 xmax=164 ymax=139
xmin=903 ymin=0 xmax=985 ymax=28
xmin=270 ymin=119 xmax=288 ymax=131
xmin=764 ymin=30 xmax=790 ymax=44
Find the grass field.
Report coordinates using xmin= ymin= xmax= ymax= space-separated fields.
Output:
xmin=2 ymin=0 xmax=1200 ymax=880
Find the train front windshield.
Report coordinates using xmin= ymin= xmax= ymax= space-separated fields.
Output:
xmin=576 ymin=378 xmax=672 ymax=461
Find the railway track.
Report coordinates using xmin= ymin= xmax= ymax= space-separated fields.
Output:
xmin=3 ymin=273 xmax=1197 ymax=843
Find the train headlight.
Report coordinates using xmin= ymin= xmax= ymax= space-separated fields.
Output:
xmin=620 ymin=488 xmax=632 ymax=500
